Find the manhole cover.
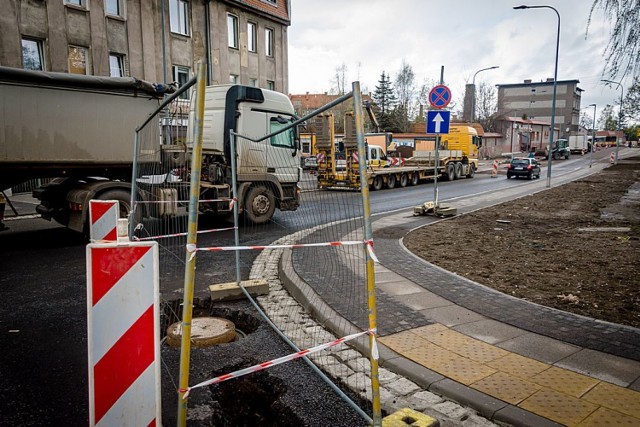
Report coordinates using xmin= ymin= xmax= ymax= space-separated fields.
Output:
xmin=166 ymin=317 xmax=236 ymax=348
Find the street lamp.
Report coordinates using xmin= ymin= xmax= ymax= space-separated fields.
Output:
xmin=601 ymin=79 xmax=624 ymax=164
xmin=514 ymin=5 xmax=560 ymax=188
xmin=471 ymin=66 xmax=499 ymax=122
xmin=587 ymin=103 xmax=596 ymax=168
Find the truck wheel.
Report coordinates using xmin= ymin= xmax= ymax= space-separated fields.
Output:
xmin=386 ymin=174 xmax=396 ymax=189
xmin=399 ymin=173 xmax=408 ymax=187
xmin=565 ymin=153 xmax=570 ymax=159
xmin=410 ymin=172 xmax=419 ymax=186
xmin=244 ymin=185 xmax=275 ymax=225
xmin=446 ymin=163 xmax=455 ymax=181
xmin=96 ymin=189 xmax=132 ymax=219
xmin=553 ymin=151 xmax=560 ymax=160
xmin=466 ymin=163 xmax=476 ymax=178
xmin=372 ymin=176 xmax=383 ymax=191
xmin=454 ymin=162 xmax=463 ymax=180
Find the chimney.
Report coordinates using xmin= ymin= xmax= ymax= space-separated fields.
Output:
xmin=524 ymin=79 xmax=532 ymax=84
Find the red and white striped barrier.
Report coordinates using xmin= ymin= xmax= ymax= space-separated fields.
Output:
xmin=610 ymin=152 xmax=615 ymax=164
xmin=389 ymin=157 xmax=405 ymax=167
xmin=89 ymin=200 xmax=119 ymax=242
xmin=491 ymin=160 xmax=499 ymax=178
xmin=181 ymin=328 xmax=377 ymax=399
xmin=87 ymin=241 xmax=160 ymax=427
xmin=316 ymin=153 xmax=326 ymax=164
xmin=352 ymin=152 xmax=359 ymax=163
xmin=187 ymin=239 xmax=378 ymax=263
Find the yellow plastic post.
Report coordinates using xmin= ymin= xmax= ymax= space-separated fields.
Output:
xmin=177 ymin=62 xmax=207 ymax=426
xmin=353 ymin=81 xmax=382 ymax=426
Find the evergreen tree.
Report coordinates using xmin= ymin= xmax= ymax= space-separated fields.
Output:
xmin=372 ymin=71 xmax=398 ymax=131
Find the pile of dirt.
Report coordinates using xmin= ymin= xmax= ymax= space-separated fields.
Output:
xmin=404 ymin=157 xmax=640 ymax=328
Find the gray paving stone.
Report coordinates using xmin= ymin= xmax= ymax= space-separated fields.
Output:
xmin=394 ymin=291 xmax=454 ymax=310
xmin=420 ymin=305 xmax=487 ymax=327
xmin=386 ymin=377 xmax=421 ymax=396
xmin=554 ymin=348 xmax=640 ymax=386
xmin=452 ymin=319 xmax=528 ymax=345
xmin=432 ymin=401 xmax=472 ymax=420
xmin=630 ymin=375 xmax=640 ymax=392
xmin=496 ymin=332 xmax=581 ymax=364
xmin=375 ymin=278 xmax=425 ymax=296
xmin=429 ymin=379 xmax=506 ymax=420
xmin=378 ymin=367 xmax=398 ymax=383
xmin=407 ymin=390 xmax=444 ymax=411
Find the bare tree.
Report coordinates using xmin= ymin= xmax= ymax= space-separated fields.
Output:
xmin=580 ymin=111 xmax=594 ymax=130
xmin=475 ymin=81 xmax=497 ymax=131
xmin=332 ymin=63 xmax=348 ymax=95
xmin=588 ymin=0 xmax=640 ymax=79
xmin=394 ymin=60 xmax=416 ymax=132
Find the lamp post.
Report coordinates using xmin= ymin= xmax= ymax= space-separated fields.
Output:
xmin=587 ymin=103 xmax=596 ymax=168
xmin=601 ymin=79 xmax=624 ymax=165
xmin=471 ymin=66 xmax=499 ymax=122
xmin=514 ymin=4 xmax=560 ymax=188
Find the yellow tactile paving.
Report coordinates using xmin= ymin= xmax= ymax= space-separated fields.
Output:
xmin=380 ymin=323 xmax=640 ymax=426
xmin=581 ymin=382 xmax=640 ymax=419
xmin=530 ymin=366 xmax=599 ymax=398
xmin=414 ymin=328 xmax=509 ymax=363
xmin=519 ymin=388 xmax=599 ymax=426
xmin=471 ymin=372 xmax=541 ymax=404
xmin=428 ymin=354 xmax=497 ymax=385
xmin=576 ymin=406 xmax=640 ymax=426
xmin=379 ymin=331 xmax=426 ymax=353
xmin=487 ymin=352 xmax=550 ymax=379
xmin=404 ymin=341 xmax=463 ymax=367
xmin=411 ymin=323 xmax=448 ymax=338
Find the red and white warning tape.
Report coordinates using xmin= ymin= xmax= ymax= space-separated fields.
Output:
xmin=180 ymin=328 xmax=378 ymax=399
xmin=133 ymin=226 xmax=237 ymax=241
xmin=186 ymin=239 xmax=379 ymax=263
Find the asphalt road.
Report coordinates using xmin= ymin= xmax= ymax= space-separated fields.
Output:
xmin=0 ymin=149 xmax=618 ymax=425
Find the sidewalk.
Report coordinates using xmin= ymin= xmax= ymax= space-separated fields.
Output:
xmin=282 ymin=176 xmax=640 ymax=426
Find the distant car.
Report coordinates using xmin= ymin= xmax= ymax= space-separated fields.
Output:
xmin=506 ymin=157 xmax=541 ymax=180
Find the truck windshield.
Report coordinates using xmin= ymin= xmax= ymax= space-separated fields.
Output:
xmin=270 ymin=117 xmax=295 ymax=148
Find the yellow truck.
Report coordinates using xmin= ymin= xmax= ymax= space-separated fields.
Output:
xmin=317 ymin=120 xmax=480 ymax=190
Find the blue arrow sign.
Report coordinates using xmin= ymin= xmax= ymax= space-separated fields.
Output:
xmin=427 ymin=110 xmax=450 ymax=134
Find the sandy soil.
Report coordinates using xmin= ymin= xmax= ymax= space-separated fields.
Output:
xmin=404 ymin=156 xmax=640 ymax=328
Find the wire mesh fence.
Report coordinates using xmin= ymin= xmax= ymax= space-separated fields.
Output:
xmin=131 ymin=76 xmax=381 ymax=424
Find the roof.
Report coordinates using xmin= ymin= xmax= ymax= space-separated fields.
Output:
xmin=226 ymin=0 xmax=290 ymax=25
xmin=499 ymin=116 xmax=558 ymax=127
xmin=289 ymin=92 xmax=372 ymax=110
xmin=496 ymin=79 xmax=583 ymax=92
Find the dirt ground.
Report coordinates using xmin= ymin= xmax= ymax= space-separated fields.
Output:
xmin=404 ymin=156 xmax=640 ymax=329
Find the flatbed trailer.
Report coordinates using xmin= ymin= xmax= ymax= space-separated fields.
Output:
xmin=319 ymin=150 xmax=477 ymax=191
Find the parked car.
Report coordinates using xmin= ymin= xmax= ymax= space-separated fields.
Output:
xmin=506 ymin=157 xmax=541 ymax=180
xmin=545 ymin=138 xmax=570 ymax=160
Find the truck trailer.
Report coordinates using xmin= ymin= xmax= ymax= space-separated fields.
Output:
xmin=315 ymin=120 xmax=479 ymax=190
xmin=0 ymin=67 xmax=301 ymax=233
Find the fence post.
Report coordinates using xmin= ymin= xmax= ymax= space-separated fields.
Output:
xmin=177 ymin=62 xmax=207 ymax=426
xmin=353 ymin=81 xmax=382 ymax=426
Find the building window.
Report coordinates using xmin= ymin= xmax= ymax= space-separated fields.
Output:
xmin=65 ymin=0 xmax=86 ymax=7
xmin=267 ymin=80 xmax=275 ymax=90
xmin=227 ymin=14 xmax=238 ymax=49
xmin=68 ymin=46 xmax=90 ymax=75
xmin=230 ymin=74 xmax=238 ymax=84
xmin=109 ymin=54 xmax=125 ymax=77
xmin=105 ymin=0 xmax=123 ymax=16
xmin=173 ymin=66 xmax=191 ymax=99
xmin=169 ymin=0 xmax=190 ymax=36
xmin=249 ymin=78 xmax=257 ymax=87
xmin=247 ymin=22 xmax=257 ymax=52
xmin=265 ymin=27 xmax=274 ymax=57
xmin=263 ymin=0 xmax=277 ymax=4
xmin=22 ymin=38 xmax=44 ymax=71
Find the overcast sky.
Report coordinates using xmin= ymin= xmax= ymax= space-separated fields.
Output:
xmin=288 ymin=0 xmax=631 ymax=120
